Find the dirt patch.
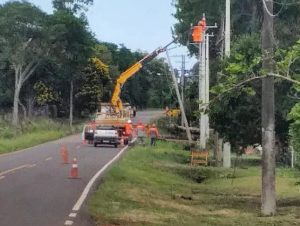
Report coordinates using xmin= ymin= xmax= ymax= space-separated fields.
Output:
xmin=119 ymin=209 xmax=177 ymax=225
xmin=152 ymin=199 xmax=241 ymax=217
xmin=125 ymin=188 xmax=241 ymax=218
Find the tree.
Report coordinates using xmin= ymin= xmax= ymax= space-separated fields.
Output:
xmin=279 ymin=39 xmax=300 ymax=166
xmin=53 ymin=0 xmax=93 ymax=14
xmin=261 ymin=0 xmax=276 ymax=215
xmin=0 ymin=2 xmax=48 ymax=129
xmin=47 ymin=10 xmax=94 ymax=128
xmin=34 ymin=81 xmax=60 ymax=106
xmin=209 ymin=34 xmax=262 ymax=149
xmin=76 ymin=57 xmax=111 ymax=113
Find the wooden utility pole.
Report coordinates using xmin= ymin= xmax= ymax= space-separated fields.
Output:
xmin=166 ymin=50 xmax=193 ymax=145
xmin=261 ymin=0 xmax=276 ymax=215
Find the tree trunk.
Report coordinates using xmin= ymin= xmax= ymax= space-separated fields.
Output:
xmin=19 ymin=100 xmax=27 ymax=121
xmin=12 ymin=62 xmax=39 ymax=129
xmin=69 ymin=80 xmax=74 ymax=130
xmin=26 ymin=96 xmax=35 ymax=119
xmin=12 ymin=79 xmax=21 ymax=130
xmin=26 ymin=85 xmax=35 ymax=119
xmin=261 ymin=0 xmax=276 ymax=215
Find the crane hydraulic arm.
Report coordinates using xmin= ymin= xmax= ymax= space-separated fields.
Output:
xmin=111 ymin=40 xmax=176 ymax=114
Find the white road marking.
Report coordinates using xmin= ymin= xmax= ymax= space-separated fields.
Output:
xmin=0 ymin=164 xmax=36 ymax=177
xmin=69 ymin=213 xmax=77 ymax=218
xmin=45 ymin=157 xmax=53 ymax=161
xmin=27 ymin=164 xmax=36 ymax=168
xmin=72 ymin=138 xmax=136 ymax=212
xmin=64 ymin=220 xmax=74 ymax=225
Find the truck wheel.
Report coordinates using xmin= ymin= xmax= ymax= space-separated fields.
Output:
xmin=94 ymin=143 xmax=97 ymax=147
xmin=114 ymin=144 xmax=118 ymax=148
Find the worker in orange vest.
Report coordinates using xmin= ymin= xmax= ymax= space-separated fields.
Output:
xmin=124 ymin=119 xmax=133 ymax=141
xmin=136 ymin=121 xmax=146 ymax=145
xmin=148 ymin=123 xmax=159 ymax=146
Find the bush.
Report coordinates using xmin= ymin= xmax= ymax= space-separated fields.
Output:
xmin=0 ymin=126 xmax=14 ymax=139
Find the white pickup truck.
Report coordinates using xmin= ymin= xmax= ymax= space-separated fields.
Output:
xmin=93 ymin=126 xmax=119 ymax=148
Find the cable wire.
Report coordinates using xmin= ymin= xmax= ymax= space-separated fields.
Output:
xmin=262 ymin=0 xmax=284 ymax=17
xmin=273 ymin=0 xmax=300 ymax=6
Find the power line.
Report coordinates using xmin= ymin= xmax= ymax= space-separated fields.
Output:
xmin=273 ymin=0 xmax=300 ymax=6
xmin=262 ymin=0 xmax=284 ymax=17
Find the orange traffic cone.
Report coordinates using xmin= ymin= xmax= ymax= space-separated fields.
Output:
xmin=69 ymin=158 xmax=79 ymax=179
xmin=60 ymin=145 xmax=69 ymax=164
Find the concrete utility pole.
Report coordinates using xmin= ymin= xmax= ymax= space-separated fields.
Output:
xmin=222 ymin=0 xmax=232 ymax=168
xmin=261 ymin=0 xmax=276 ymax=215
xmin=199 ymin=28 xmax=206 ymax=149
xmin=166 ymin=50 xmax=193 ymax=145
xmin=223 ymin=142 xmax=231 ymax=168
xmin=197 ymin=16 xmax=217 ymax=150
xmin=225 ymin=0 xmax=231 ymax=57
xmin=200 ymin=33 xmax=211 ymax=149
xmin=205 ymin=33 xmax=210 ymax=141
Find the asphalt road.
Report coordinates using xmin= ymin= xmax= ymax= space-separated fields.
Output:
xmin=0 ymin=110 xmax=164 ymax=226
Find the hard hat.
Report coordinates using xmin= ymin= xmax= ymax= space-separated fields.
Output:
xmin=127 ymin=119 xmax=132 ymax=123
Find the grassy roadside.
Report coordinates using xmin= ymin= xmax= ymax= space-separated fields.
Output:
xmin=88 ymin=141 xmax=300 ymax=226
xmin=0 ymin=118 xmax=82 ymax=154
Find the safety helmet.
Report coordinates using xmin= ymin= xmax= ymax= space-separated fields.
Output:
xmin=127 ymin=119 xmax=132 ymax=123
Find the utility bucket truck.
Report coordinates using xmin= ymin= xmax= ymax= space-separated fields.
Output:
xmin=83 ymin=40 xmax=176 ymax=147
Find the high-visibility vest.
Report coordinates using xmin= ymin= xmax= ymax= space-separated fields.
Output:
xmin=149 ymin=127 xmax=159 ymax=138
xmin=136 ymin=125 xmax=145 ymax=137
xmin=124 ymin=123 xmax=132 ymax=135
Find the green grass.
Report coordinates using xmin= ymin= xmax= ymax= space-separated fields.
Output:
xmin=88 ymin=141 xmax=300 ymax=226
xmin=0 ymin=118 xmax=82 ymax=154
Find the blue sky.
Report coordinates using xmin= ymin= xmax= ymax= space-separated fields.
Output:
xmin=0 ymin=0 xmax=196 ymax=68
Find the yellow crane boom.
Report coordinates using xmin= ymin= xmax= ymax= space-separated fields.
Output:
xmin=111 ymin=40 xmax=175 ymax=114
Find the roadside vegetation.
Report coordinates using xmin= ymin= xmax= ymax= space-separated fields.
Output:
xmin=0 ymin=118 xmax=82 ymax=154
xmin=89 ymin=141 xmax=300 ymax=226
